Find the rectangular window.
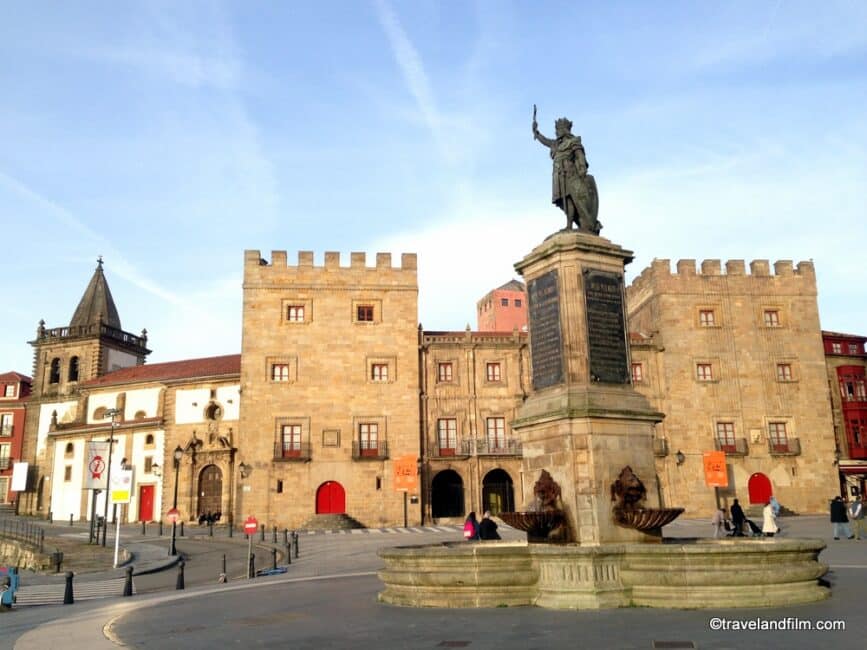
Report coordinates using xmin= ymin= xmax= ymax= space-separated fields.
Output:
xmin=64 ymin=465 xmax=72 ymax=482
xmin=696 ymin=363 xmax=713 ymax=381
xmin=763 ymin=309 xmax=780 ymax=327
xmin=271 ymin=364 xmax=290 ymax=382
xmin=437 ymin=362 xmax=453 ymax=382
xmin=371 ymin=364 xmax=389 ymax=382
xmin=356 ymin=304 xmax=374 ymax=322
xmin=281 ymin=424 xmax=302 ymax=457
xmin=851 ymin=420 xmax=862 ymax=447
xmin=0 ymin=443 xmax=9 ymax=467
xmin=4 ymin=384 xmax=14 ymax=397
xmin=699 ymin=310 xmax=715 ymax=327
xmin=850 ymin=344 xmax=861 ymax=355
xmin=486 ymin=417 xmax=506 ymax=451
xmin=437 ymin=418 xmax=457 ymax=455
xmin=359 ymin=423 xmax=379 ymax=456
xmin=144 ymin=456 xmax=153 ymax=474
xmin=832 ymin=342 xmax=842 ymax=354
xmin=768 ymin=422 xmax=788 ymax=451
xmin=486 ymin=362 xmax=502 ymax=382
xmin=514 ymin=299 xmax=522 ymax=308
xmin=501 ymin=298 xmax=509 ymax=307
xmin=0 ymin=413 xmax=12 ymax=436
xmin=776 ymin=363 xmax=793 ymax=381
xmin=286 ymin=305 xmax=305 ymax=322
xmin=715 ymin=422 xmax=736 ymax=451
xmin=631 ymin=363 xmax=643 ymax=383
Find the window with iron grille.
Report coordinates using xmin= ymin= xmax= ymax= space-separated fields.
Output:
xmin=281 ymin=424 xmax=302 ymax=457
xmin=437 ymin=362 xmax=453 ymax=382
xmin=437 ymin=418 xmax=456 ymax=454
xmin=486 ymin=362 xmax=501 ymax=382
xmin=486 ymin=417 xmax=506 ymax=450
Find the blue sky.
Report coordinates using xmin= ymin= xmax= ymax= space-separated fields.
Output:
xmin=2 ymin=1 xmax=866 ymax=373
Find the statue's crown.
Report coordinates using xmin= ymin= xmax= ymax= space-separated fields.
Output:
xmin=555 ymin=117 xmax=573 ymax=131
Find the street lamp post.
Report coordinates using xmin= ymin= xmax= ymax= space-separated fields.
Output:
xmin=101 ymin=408 xmax=121 ymax=547
xmin=169 ymin=445 xmax=183 ymax=556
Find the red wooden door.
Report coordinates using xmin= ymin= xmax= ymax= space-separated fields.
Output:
xmin=748 ymin=473 xmax=772 ymax=504
xmin=139 ymin=485 xmax=155 ymax=522
xmin=316 ymin=481 xmax=345 ymax=514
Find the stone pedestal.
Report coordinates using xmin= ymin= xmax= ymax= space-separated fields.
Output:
xmin=513 ymin=231 xmax=664 ymax=545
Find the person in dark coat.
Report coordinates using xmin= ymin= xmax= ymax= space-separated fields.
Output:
xmin=830 ymin=496 xmax=854 ymax=540
xmin=729 ymin=499 xmax=746 ymax=537
xmin=478 ymin=511 xmax=501 ymax=540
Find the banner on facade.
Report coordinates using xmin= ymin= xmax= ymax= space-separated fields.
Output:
xmin=11 ymin=462 xmax=29 ymax=491
xmin=393 ymin=455 xmax=418 ymax=492
xmin=110 ymin=468 xmax=134 ymax=504
xmin=703 ymin=451 xmax=728 ymax=488
xmin=85 ymin=441 xmax=110 ymax=490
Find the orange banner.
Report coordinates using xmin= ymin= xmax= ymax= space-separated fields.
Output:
xmin=703 ymin=451 xmax=728 ymax=488
xmin=393 ymin=455 xmax=418 ymax=492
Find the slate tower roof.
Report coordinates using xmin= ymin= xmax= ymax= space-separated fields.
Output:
xmin=69 ymin=257 xmax=121 ymax=329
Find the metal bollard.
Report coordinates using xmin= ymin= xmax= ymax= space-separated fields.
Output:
xmin=159 ymin=521 xmax=164 ymax=537
xmin=180 ymin=521 xmax=185 ymax=537
xmin=176 ymin=560 xmax=185 ymax=590
xmin=286 ymin=542 xmax=291 ymax=565
xmin=227 ymin=522 xmax=233 ymax=538
xmin=141 ymin=521 xmax=146 ymax=536
xmin=39 ymin=530 xmax=45 ymax=553
xmin=293 ymin=531 xmax=299 ymax=558
xmin=63 ymin=571 xmax=74 ymax=604
xmin=69 ymin=513 xmax=74 ymax=526
xmin=209 ymin=522 xmax=214 ymax=537
xmin=123 ymin=566 xmax=134 ymax=597
xmin=283 ymin=528 xmax=289 ymax=546
xmin=271 ymin=547 xmax=277 ymax=570
xmin=272 ymin=526 xmax=277 ymax=543
xmin=48 ymin=510 xmax=53 ymax=524
xmin=260 ymin=524 xmax=265 ymax=542
xmin=248 ymin=553 xmax=256 ymax=579
xmin=222 ymin=553 xmax=227 ymax=577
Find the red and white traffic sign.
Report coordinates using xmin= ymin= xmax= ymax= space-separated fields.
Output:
xmin=167 ymin=508 xmax=180 ymax=524
xmin=244 ymin=516 xmax=258 ymax=535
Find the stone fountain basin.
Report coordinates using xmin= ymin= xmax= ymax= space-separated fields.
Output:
xmin=378 ymin=537 xmax=829 ymax=609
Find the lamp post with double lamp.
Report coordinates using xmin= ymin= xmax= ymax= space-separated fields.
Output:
xmin=101 ymin=408 xmax=121 ymax=547
xmin=169 ymin=445 xmax=183 ymax=556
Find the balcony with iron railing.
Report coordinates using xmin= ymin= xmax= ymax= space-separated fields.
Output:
xmin=352 ymin=440 xmax=389 ymax=460
xmin=273 ymin=442 xmax=312 ymax=462
xmin=461 ymin=438 xmax=523 ymax=456
xmin=652 ymin=438 xmax=668 ymax=457
xmin=431 ymin=440 xmax=470 ymax=458
xmin=768 ymin=438 xmax=801 ymax=456
xmin=714 ymin=438 xmax=749 ymax=456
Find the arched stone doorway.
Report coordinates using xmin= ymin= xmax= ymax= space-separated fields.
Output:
xmin=316 ymin=481 xmax=346 ymax=514
xmin=748 ymin=472 xmax=772 ymax=505
xmin=482 ymin=468 xmax=514 ymax=514
xmin=197 ymin=464 xmax=223 ymax=517
xmin=431 ymin=470 xmax=464 ymax=518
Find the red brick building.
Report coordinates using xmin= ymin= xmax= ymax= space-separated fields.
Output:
xmin=823 ymin=331 xmax=867 ymax=496
xmin=476 ymin=280 xmax=528 ymax=332
xmin=0 ymin=372 xmax=31 ymax=506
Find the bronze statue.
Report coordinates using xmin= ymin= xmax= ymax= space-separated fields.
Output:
xmin=532 ymin=105 xmax=601 ymax=234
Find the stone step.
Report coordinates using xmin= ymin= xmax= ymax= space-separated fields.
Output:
xmin=299 ymin=513 xmax=365 ymax=531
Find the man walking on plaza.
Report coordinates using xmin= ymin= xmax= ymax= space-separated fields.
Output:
xmin=831 ymin=496 xmax=854 ymax=540
xmin=849 ymin=495 xmax=865 ymax=540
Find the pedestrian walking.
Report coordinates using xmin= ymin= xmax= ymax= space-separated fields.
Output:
xmin=848 ymin=496 xmax=865 ymax=540
xmin=830 ymin=496 xmax=854 ymax=540
xmin=762 ymin=502 xmax=778 ymax=537
xmin=769 ymin=496 xmax=783 ymax=535
xmin=730 ymin=499 xmax=746 ymax=537
xmin=711 ymin=508 xmax=726 ymax=538
xmin=478 ymin=511 xmax=501 ymax=540
xmin=463 ymin=511 xmax=480 ymax=541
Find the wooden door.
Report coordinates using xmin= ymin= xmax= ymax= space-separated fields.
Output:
xmin=748 ymin=472 xmax=772 ymax=504
xmin=198 ymin=465 xmax=223 ymax=517
xmin=138 ymin=484 xmax=154 ymax=521
xmin=315 ymin=481 xmax=345 ymax=514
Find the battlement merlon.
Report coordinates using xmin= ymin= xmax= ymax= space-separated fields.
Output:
xmin=243 ymin=250 xmax=418 ymax=287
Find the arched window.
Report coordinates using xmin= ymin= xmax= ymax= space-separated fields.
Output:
xmin=64 ymin=442 xmax=74 ymax=457
xmin=49 ymin=358 xmax=61 ymax=384
xmin=93 ymin=406 xmax=107 ymax=420
xmin=68 ymin=356 xmax=80 ymax=382
xmin=145 ymin=434 xmax=155 ymax=447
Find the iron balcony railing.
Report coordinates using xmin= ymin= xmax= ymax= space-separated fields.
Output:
xmin=352 ymin=440 xmax=389 ymax=460
xmin=431 ymin=440 xmax=469 ymax=458
xmin=461 ymin=438 xmax=523 ymax=456
xmin=653 ymin=438 xmax=669 ymax=457
xmin=273 ymin=442 xmax=312 ymax=461
xmin=768 ymin=438 xmax=801 ymax=456
xmin=714 ymin=438 xmax=749 ymax=456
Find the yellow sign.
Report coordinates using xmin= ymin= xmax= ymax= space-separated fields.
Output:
xmin=703 ymin=451 xmax=728 ymax=488
xmin=393 ymin=455 xmax=418 ymax=492
xmin=110 ymin=468 xmax=134 ymax=504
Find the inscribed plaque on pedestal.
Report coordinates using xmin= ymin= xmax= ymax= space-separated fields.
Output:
xmin=583 ymin=269 xmax=630 ymax=384
xmin=528 ymin=270 xmax=564 ymax=390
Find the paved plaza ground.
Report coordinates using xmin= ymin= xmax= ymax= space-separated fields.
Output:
xmin=2 ymin=515 xmax=866 ymax=649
